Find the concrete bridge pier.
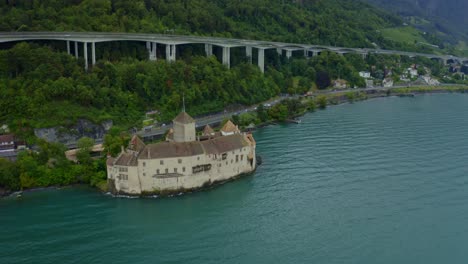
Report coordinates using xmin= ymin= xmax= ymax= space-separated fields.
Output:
xmin=246 ymin=46 xmax=253 ymax=64
xmin=74 ymin=42 xmax=78 ymax=59
xmin=166 ymin=44 xmax=176 ymax=62
xmin=146 ymin=41 xmax=157 ymax=61
xmin=304 ymin=49 xmax=309 ymax=59
xmin=276 ymin=48 xmax=282 ymax=56
xmin=66 ymin=40 xmax=70 ymax=55
xmin=83 ymin=42 xmax=88 ymax=71
xmin=165 ymin=45 xmax=170 ymax=62
xmin=312 ymin=51 xmax=319 ymax=57
xmin=205 ymin=44 xmax=213 ymax=57
xmin=147 ymin=42 xmax=157 ymax=61
xmin=258 ymin=48 xmax=265 ymax=73
xmin=91 ymin=42 xmax=96 ymax=65
xmin=222 ymin=46 xmax=231 ymax=68
xmin=286 ymin=50 xmax=292 ymax=59
xmin=361 ymin=53 xmax=367 ymax=59
xmin=152 ymin=42 xmax=157 ymax=61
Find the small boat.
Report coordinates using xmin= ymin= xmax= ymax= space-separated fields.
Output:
xmin=286 ymin=119 xmax=302 ymax=124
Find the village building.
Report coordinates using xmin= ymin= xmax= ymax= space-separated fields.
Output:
xmin=420 ymin=76 xmax=441 ymax=85
xmin=359 ymin=71 xmax=371 ymax=79
xmin=106 ymin=111 xmax=256 ymax=195
xmin=0 ymin=134 xmax=21 ymax=161
xmin=0 ymin=134 xmax=15 ymax=152
xmin=382 ymin=77 xmax=394 ymax=88
xmin=407 ymin=66 xmax=419 ymax=78
xmin=332 ymin=79 xmax=348 ymax=89
xmin=365 ymin=79 xmax=374 ymax=88
xmin=65 ymin=143 xmax=105 ymax=162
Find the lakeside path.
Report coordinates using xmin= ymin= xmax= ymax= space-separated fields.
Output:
xmin=137 ymin=84 xmax=467 ymax=140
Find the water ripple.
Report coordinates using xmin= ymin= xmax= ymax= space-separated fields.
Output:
xmin=2 ymin=94 xmax=468 ymax=264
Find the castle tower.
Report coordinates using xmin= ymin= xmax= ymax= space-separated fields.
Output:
xmin=173 ymin=112 xmax=196 ymax=142
xmin=220 ymin=120 xmax=240 ymax=136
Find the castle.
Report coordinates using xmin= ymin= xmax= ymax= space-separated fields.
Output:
xmin=106 ymin=111 xmax=256 ymax=195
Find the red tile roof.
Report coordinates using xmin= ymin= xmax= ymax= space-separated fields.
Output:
xmin=173 ymin=112 xmax=195 ymax=124
xmin=0 ymin=134 xmax=14 ymax=144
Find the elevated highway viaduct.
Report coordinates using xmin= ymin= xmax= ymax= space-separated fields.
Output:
xmin=1 ymin=32 xmax=467 ymax=72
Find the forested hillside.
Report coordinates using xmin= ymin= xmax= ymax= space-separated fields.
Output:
xmin=0 ymin=43 xmax=280 ymax=134
xmin=1 ymin=0 xmax=426 ymax=51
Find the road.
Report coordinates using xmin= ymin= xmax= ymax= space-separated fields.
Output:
xmin=1 ymin=32 xmax=467 ymax=63
xmin=137 ymin=96 xmax=289 ymax=140
xmin=137 ymin=83 xmax=467 ymax=140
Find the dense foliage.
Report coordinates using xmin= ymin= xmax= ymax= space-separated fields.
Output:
xmin=0 ymin=0 xmax=433 ymax=52
xmin=0 ymin=43 xmax=280 ymax=138
xmin=0 ymin=140 xmax=107 ymax=193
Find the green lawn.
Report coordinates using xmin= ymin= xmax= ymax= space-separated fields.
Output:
xmin=381 ymin=26 xmax=426 ymax=44
xmin=454 ymin=41 xmax=468 ymax=57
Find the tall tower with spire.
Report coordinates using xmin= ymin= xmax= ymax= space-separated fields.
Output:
xmin=172 ymin=98 xmax=196 ymax=142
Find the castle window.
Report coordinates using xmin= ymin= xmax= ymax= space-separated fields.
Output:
xmin=197 ymin=156 xmax=200 ymax=161
xmin=174 ymin=168 xmax=178 ymax=173
xmin=236 ymin=155 xmax=239 ymax=162
xmin=222 ymin=153 xmax=227 ymax=160
xmin=183 ymin=167 xmax=186 ymax=172
xmin=165 ymin=168 xmax=168 ymax=174
xmin=178 ymin=159 xmax=182 ymax=164
xmin=143 ymin=173 xmax=146 ymax=177
xmin=119 ymin=167 xmax=128 ymax=172
xmin=241 ymin=155 xmax=244 ymax=161
xmin=231 ymin=159 xmax=233 ymax=164
xmin=157 ymin=169 xmax=160 ymax=174
xmin=142 ymin=162 xmax=146 ymax=167
xmin=160 ymin=160 xmax=164 ymax=165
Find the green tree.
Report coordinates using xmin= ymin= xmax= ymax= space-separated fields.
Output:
xmin=316 ymin=95 xmax=328 ymax=109
xmin=0 ymin=158 xmax=20 ymax=191
xmin=256 ymin=104 xmax=269 ymax=122
xmin=76 ymin=137 xmax=95 ymax=165
xmin=268 ymin=104 xmax=288 ymax=121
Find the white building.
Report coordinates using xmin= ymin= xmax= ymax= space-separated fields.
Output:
xmin=359 ymin=71 xmax=371 ymax=78
xmin=107 ymin=112 xmax=256 ymax=196
xmin=408 ymin=68 xmax=419 ymax=78
xmin=421 ymin=76 xmax=440 ymax=86
xmin=333 ymin=79 xmax=348 ymax=89
xmin=383 ymin=77 xmax=394 ymax=87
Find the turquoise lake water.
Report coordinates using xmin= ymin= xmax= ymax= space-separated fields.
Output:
xmin=1 ymin=94 xmax=468 ymax=264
